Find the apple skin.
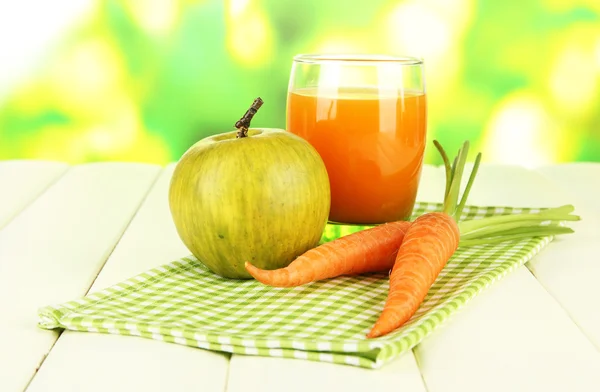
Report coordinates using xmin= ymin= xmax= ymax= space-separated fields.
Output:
xmin=168 ymin=128 xmax=331 ymax=279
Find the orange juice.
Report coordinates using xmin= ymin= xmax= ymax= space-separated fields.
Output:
xmin=287 ymin=86 xmax=427 ymax=224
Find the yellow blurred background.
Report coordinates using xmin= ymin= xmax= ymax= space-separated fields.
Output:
xmin=0 ymin=0 xmax=598 ymax=166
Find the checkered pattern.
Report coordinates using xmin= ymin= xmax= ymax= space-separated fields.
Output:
xmin=38 ymin=202 xmax=551 ymax=369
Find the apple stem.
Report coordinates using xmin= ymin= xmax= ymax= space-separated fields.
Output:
xmin=235 ymin=97 xmax=264 ymax=138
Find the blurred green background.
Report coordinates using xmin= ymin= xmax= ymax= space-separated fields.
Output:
xmin=0 ymin=0 xmax=598 ymax=166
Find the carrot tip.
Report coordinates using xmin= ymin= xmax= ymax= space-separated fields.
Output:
xmin=366 ymin=325 xmax=385 ymax=339
xmin=244 ymin=261 xmax=257 ymax=274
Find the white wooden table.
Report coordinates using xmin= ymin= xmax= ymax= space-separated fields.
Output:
xmin=1 ymin=159 xmax=600 ymax=392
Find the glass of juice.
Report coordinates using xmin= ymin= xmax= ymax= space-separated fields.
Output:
xmin=286 ymin=54 xmax=427 ymax=225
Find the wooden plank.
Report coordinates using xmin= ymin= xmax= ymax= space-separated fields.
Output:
xmin=416 ymin=163 xmax=446 ymax=202
xmin=224 ymin=164 xmax=445 ymax=392
xmin=228 ymin=354 xmax=426 ymax=392
xmin=0 ymin=162 xmax=160 ymax=392
xmin=536 ymin=162 xmax=600 ymax=216
xmin=415 ymin=267 xmax=600 ymax=392
xmin=525 ymin=163 xmax=600 ymax=349
xmin=0 ymin=160 xmax=68 ymax=229
xmin=457 ymin=163 xmax=574 ymax=208
xmin=413 ymin=163 xmax=600 ymax=392
xmin=27 ymin=332 xmax=227 ymax=392
xmin=27 ymin=164 xmax=230 ymax=392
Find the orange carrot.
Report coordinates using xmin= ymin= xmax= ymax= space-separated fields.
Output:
xmin=366 ymin=140 xmax=477 ymax=338
xmin=244 ymin=220 xmax=411 ymax=287
xmin=366 ymin=140 xmax=582 ymax=337
xmin=366 ymin=212 xmax=459 ymax=338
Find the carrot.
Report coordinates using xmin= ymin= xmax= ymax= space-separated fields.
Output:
xmin=244 ymin=220 xmax=411 ymax=287
xmin=365 ymin=140 xmax=582 ymax=338
xmin=366 ymin=212 xmax=459 ymax=338
xmin=362 ymin=142 xmax=473 ymax=337
xmin=365 ymin=141 xmax=480 ymax=338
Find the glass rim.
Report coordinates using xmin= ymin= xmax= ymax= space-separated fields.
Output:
xmin=292 ymin=53 xmax=424 ymax=65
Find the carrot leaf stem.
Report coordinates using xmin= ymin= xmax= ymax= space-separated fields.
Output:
xmin=433 ymin=140 xmax=453 ymax=200
xmin=439 ymin=140 xmax=471 ymax=218
xmin=455 ymin=152 xmax=482 ymax=218
xmin=458 ymin=226 xmax=574 ymax=246
xmin=454 ymin=203 xmax=579 ymax=244
xmin=459 ymin=220 xmax=569 ymax=240
xmin=467 ymin=223 xmax=571 ymax=238
xmin=457 ymin=204 xmax=579 ymax=235
xmin=450 ymin=156 xmax=458 ymax=186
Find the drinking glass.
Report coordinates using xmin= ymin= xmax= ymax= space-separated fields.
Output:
xmin=286 ymin=54 xmax=427 ymax=225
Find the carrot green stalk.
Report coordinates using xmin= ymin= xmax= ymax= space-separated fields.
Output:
xmin=244 ymin=221 xmax=411 ymax=287
xmin=366 ymin=141 xmax=579 ymax=338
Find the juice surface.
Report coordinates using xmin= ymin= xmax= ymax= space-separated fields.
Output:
xmin=287 ymin=86 xmax=427 ymax=224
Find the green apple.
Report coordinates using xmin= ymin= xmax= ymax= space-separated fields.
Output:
xmin=168 ymin=128 xmax=331 ymax=279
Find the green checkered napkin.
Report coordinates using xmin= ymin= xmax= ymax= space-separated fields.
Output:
xmin=38 ymin=202 xmax=552 ymax=369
